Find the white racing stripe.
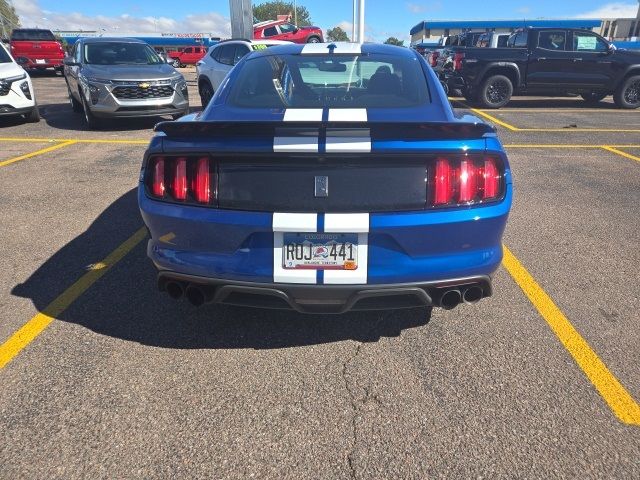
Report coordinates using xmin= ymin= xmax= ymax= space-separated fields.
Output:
xmin=328 ymin=108 xmax=368 ymax=122
xmin=326 ymin=137 xmax=371 ymax=153
xmin=273 ymin=213 xmax=317 ymax=284
xmin=283 ymin=109 xmax=323 ymax=122
xmin=273 ymin=213 xmax=317 ymax=232
xmin=324 ymin=213 xmax=369 ymax=233
xmin=324 ymin=213 xmax=369 ymax=284
xmin=301 ymin=43 xmax=362 ymax=55
xmin=273 ymin=136 xmax=318 ymax=152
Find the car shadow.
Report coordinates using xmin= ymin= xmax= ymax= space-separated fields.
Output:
xmin=11 ymin=188 xmax=432 ymax=350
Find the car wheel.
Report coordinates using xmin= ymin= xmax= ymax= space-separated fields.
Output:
xmin=478 ymin=75 xmax=513 ymax=109
xmin=81 ymin=91 xmax=101 ymax=129
xmin=172 ymin=59 xmax=181 ymax=68
xmin=581 ymin=92 xmax=607 ymax=104
xmin=67 ymin=83 xmax=83 ymax=112
xmin=613 ymin=75 xmax=640 ymax=109
xmin=199 ymin=80 xmax=214 ymax=108
xmin=25 ymin=104 xmax=40 ymax=123
xmin=307 ymin=36 xmax=321 ymax=43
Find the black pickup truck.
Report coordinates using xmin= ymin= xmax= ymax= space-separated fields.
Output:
xmin=440 ymin=27 xmax=640 ymax=109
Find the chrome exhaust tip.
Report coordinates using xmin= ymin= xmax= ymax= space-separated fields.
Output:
xmin=439 ymin=289 xmax=461 ymax=310
xmin=462 ymin=286 xmax=483 ymax=304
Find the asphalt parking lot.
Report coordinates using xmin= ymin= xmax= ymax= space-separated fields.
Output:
xmin=0 ymin=69 xmax=638 ymax=478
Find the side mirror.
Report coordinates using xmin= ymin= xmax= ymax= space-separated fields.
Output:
xmin=63 ymin=58 xmax=79 ymax=66
xmin=608 ymin=43 xmax=617 ymax=54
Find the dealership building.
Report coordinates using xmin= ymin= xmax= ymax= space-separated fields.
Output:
xmin=53 ymin=31 xmax=221 ymax=50
xmin=410 ymin=3 xmax=640 ymax=46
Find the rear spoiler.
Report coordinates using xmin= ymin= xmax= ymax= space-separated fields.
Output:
xmin=154 ymin=121 xmax=495 ymax=140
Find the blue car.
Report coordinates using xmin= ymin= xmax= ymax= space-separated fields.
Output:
xmin=138 ymin=43 xmax=512 ymax=313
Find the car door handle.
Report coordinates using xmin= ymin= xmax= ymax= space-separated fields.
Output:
xmin=573 ymin=58 xmax=583 ymax=62
xmin=537 ymin=57 xmax=547 ymax=61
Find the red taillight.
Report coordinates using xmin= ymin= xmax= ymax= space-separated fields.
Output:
xmin=482 ymin=157 xmax=500 ymax=199
xmin=453 ymin=52 xmax=464 ymax=71
xmin=429 ymin=156 xmax=503 ymax=207
xmin=152 ymin=157 xmax=165 ymax=197
xmin=458 ymin=159 xmax=477 ymax=203
xmin=173 ymin=157 xmax=188 ymax=201
xmin=147 ymin=155 xmax=216 ymax=205
xmin=433 ymin=158 xmax=454 ymax=205
xmin=194 ymin=157 xmax=210 ymax=203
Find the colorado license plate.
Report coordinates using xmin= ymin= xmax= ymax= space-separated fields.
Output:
xmin=283 ymin=233 xmax=358 ymax=270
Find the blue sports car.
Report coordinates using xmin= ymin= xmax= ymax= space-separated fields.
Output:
xmin=138 ymin=42 xmax=512 ymax=313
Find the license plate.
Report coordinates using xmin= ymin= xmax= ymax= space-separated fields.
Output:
xmin=283 ymin=233 xmax=358 ymax=270
xmin=36 ymin=59 xmax=46 ymax=64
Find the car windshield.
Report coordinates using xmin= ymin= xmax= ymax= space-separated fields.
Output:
xmin=229 ymin=53 xmax=430 ymax=108
xmin=11 ymin=29 xmax=56 ymax=41
xmin=0 ymin=47 xmax=12 ymax=63
xmin=83 ymin=42 xmax=164 ymax=65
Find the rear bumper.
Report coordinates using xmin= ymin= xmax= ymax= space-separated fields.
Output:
xmin=140 ymin=183 xmax=512 ymax=289
xmin=439 ymin=71 xmax=466 ymax=91
xmin=19 ymin=58 xmax=64 ymax=69
xmin=158 ymin=271 xmax=492 ymax=314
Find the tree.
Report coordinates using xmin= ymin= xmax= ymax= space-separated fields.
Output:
xmin=384 ymin=37 xmax=405 ymax=47
xmin=0 ymin=0 xmax=20 ymax=40
xmin=327 ymin=26 xmax=349 ymax=42
xmin=253 ymin=1 xmax=312 ymax=27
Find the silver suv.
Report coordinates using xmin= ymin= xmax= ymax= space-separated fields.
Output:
xmin=64 ymin=37 xmax=189 ymax=128
xmin=196 ymin=39 xmax=288 ymax=108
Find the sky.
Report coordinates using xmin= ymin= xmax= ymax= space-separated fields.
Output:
xmin=13 ymin=0 xmax=640 ymax=42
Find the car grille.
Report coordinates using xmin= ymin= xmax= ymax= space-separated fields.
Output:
xmin=112 ymin=85 xmax=173 ymax=100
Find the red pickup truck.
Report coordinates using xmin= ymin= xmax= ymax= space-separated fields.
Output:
xmin=10 ymin=28 xmax=65 ymax=73
xmin=254 ymin=20 xmax=324 ymax=43
xmin=167 ymin=46 xmax=207 ymax=68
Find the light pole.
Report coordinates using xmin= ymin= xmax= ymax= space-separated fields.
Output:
xmin=352 ymin=0 xmax=356 ymax=42
xmin=294 ymin=0 xmax=297 ymax=26
xmin=358 ymin=0 xmax=365 ymax=44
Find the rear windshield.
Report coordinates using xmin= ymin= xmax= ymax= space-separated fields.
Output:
xmin=83 ymin=42 xmax=164 ymax=65
xmin=11 ymin=29 xmax=56 ymax=41
xmin=229 ymin=53 xmax=430 ymax=108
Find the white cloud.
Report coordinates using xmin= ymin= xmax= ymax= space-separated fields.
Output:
xmin=406 ymin=1 xmax=442 ymax=15
xmin=516 ymin=6 xmax=532 ymax=15
xmin=14 ymin=0 xmax=230 ymax=37
xmin=575 ymin=2 xmax=639 ymax=19
xmin=336 ymin=20 xmax=354 ymax=35
xmin=406 ymin=3 xmax=425 ymax=14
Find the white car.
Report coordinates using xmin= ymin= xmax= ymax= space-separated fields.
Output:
xmin=196 ymin=39 xmax=289 ymax=107
xmin=0 ymin=42 xmax=39 ymax=123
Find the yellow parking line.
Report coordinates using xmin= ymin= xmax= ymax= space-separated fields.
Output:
xmin=505 ymin=144 xmax=640 ymax=148
xmin=469 ymin=108 xmax=520 ymax=131
xmin=479 ymin=109 xmax=637 ymax=113
xmin=0 ymin=140 xmax=77 ymax=168
xmin=518 ymin=128 xmax=640 ymax=133
xmin=0 ymin=227 xmax=147 ymax=370
xmin=0 ymin=137 xmax=149 ymax=145
xmin=502 ymin=245 xmax=640 ymax=425
xmin=602 ymin=146 xmax=640 ymax=164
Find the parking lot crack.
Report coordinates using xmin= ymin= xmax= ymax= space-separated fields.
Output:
xmin=342 ymin=340 xmax=362 ymax=480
